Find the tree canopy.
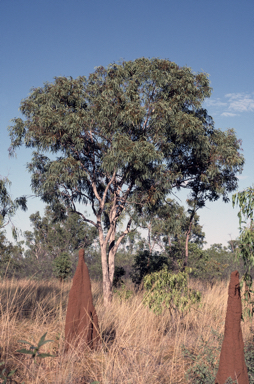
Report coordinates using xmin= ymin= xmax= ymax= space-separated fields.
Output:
xmin=23 ymin=205 xmax=98 ymax=279
xmin=9 ymin=57 xmax=244 ymax=305
xmin=232 ymin=186 xmax=254 ymax=303
xmin=0 ymin=176 xmax=27 ymax=238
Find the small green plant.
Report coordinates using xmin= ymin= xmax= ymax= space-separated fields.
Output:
xmin=17 ymin=332 xmax=55 ymax=364
xmin=182 ymin=328 xmax=254 ymax=383
xmin=245 ymin=340 xmax=254 ymax=383
xmin=114 ymin=283 xmax=133 ymax=301
xmin=0 ymin=361 xmax=17 ymax=384
xmin=182 ymin=329 xmax=222 ymax=383
xmin=52 ymin=252 xmax=72 ymax=281
xmin=143 ymin=266 xmax=201 ymax=315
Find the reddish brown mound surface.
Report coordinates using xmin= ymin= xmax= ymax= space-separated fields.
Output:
xmin=65 ymin=249 xmax=100 ymax=352
xmin=215 ymin=270 xmax=249 ymax=384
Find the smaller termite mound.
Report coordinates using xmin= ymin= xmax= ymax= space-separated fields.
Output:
xmin=215 ymin=270 xmax=249 ymax=384
xmin=64 ymin=249 xmax=100 ymax=352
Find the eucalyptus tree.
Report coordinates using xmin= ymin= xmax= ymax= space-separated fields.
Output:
xmin=0 ymin=232 xmax=24 ymax=278
xmin=136 ymin=198 xmax=205 ymax=268
xmin=24 ymin=205 xmax=97 ymax=268
xmin=0 ymin=176 xmax=27 ymax=238
xmin=9 ymin=58 xmax=244 ymax=305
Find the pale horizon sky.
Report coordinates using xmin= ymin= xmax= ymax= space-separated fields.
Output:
xmin=0 ymin=0 xmax=253 ymax=249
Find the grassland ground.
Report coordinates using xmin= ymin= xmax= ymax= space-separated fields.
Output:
xmin=0 ymin=277 xmax=253 ymax=383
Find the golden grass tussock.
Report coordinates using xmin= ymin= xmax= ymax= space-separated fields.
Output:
xmin=0 ymin=277 xmax=253 ymax=383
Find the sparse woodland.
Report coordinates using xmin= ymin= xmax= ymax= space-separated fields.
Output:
xmin=0 ymin=277 xmax=253 ymax=383
xmin=1 ymin=58 xmax=254 ymax=383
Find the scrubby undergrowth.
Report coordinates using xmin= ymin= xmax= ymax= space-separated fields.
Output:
xmin=0 ymin=277 xmax=253 ymax=383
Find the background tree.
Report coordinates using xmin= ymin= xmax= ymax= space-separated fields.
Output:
xmin=111 ymin=229 xmax=143 ymax=279
xmin=131 ymin=250 xmax=171 ymax=288
xmin=0 ymin=176 xmax=27 ymax=238
xmin=135 ymin=198 xmax=205 ymax=266
xmin=9 ymin=58 xmax=244 ymax=305
xmin=232 ymin=186 xmax=254 ymax=317
xmin=0 ymin=176 xmax=27 ymax=278
xmin=52 ymin=251 xmax=72 ymax=282
xmin=130 ymin=199 xmax=205 ymax=287
xmin=23 ymin=205 xmax=98 ymax=279
xmin=188 ymin=242 xmax=241 ymax=285
xmin=0 ymin=230 xmax=25 ymax=278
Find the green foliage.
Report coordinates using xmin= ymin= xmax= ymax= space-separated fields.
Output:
xmin=143 ymin=266 xmax=201 ymax=315
xmin=131 ymin=250 xmax=171 ymax=287
xmin=0 ymin=361 xmax=17 ymax=384
xmin=113 ymin=266 xmax=126 ymax=287
xmin=17 ymin=332 xmax=55 ymax=364
xmin=52 ymin=252 xmax=72 ymax=281
xmin=188 ymin=243 xmax=240 ymax=284
xmin=132 ymin=198 xmax=206 ymax=269
xmin=245 ymin=341 xmax=254 ymax=383
xmin=182 ymin=328 xmax=254 ymax=383
xmin=0 ymin=231 xmax=25 ymax=278
xmin=232 ymin=186 xmax=254 ymax=318
xmin=113 ymin=283 xmax=133 ymax=301
xmin=22 ymin=205 xmax=98 ymax=279
xmin=232 ymin=187 xmax=254 ymax=227
xmin=9 ymin=57 xmax=244 ymax=303
xmin=0 ymin=176 xmax=27 ymax=238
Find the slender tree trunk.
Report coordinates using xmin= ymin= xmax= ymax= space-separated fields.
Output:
xmin=182 ymin=212 xmax=195 ymax=270
xmin=183 ymin=229 xmax=190 ymax=269
xmin=100 ymin=244 xmax=112 ymax=307
xmin=97 ymin=184 xmax=132 ymax=306
xmin=148 ymin=223 xmax=152 ymax=253
xmin=98 ymin=227 xmax=111 ymax=307
xmin=168 ymin=235 xmax=171 ymax=249
xmin=98 ymin=224 xmax=118 ymax=307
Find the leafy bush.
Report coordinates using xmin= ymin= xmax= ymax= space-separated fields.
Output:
xmin=245 ymin=340 xmax=254 ymax=383
xmin=52 ymin=252 xmax=72 ymax=281
xmin=113 ymin=266 xmax=126 ymax=287
xmin=130 ymin=250 xmax=171 ymax=287
xmin=187 ymin=243 xmax=238 ymax=285
xmin=182 ymin=328 xmax=254 ymax=383
xmin=182 ymin=329 xmax=222 ymax=383
xmin=143 ymin=266 xmax=201 ymax=315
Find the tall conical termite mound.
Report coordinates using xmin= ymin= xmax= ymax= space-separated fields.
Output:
xmin=65 ymin=249 xmax=100 ymax=352
xmin=215 ymin=270 xmax=249 ymax=384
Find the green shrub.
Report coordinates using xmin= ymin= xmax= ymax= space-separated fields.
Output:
xmin=113 ymin=266 xmax=125 ymax=288
xmin=143 ymin=266 xmax=201 ymax=315
xmin=0 ymin=361 xmax=18 ymax=384
xmin=52 ymin=252 xmax=72 ymax=281
xmin=130 ymin=250 xmax=171 ymax=287
xmin=17 ymin=332 xmax=55 ymax=364
xmin=182 ymin=328 xmax=254 ymax=383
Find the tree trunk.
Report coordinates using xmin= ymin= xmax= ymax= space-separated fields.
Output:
xmin=99 ymin=226 xmax=117 ymax=307
xmin=99 ymin=244 xmax=110 ymax=306
xmin=182 ymin=213 xmax=195 ymax=270
xmin=183 ymin=230 xmax=190 ymax=269
xmin=168 ymin=235 xmax=171 ymax=249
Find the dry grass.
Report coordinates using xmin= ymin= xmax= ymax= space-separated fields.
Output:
xmin=0 ymin=277 xmax=253 ymax=383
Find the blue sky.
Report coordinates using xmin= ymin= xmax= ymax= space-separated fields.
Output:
xmin=0 ymin=0 xmax=253 ymax=247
